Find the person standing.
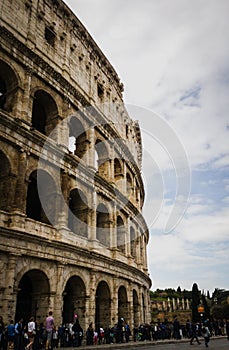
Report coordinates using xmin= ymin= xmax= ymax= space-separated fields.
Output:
xmin=26 ymin=317 xmax=36 ymax=350
xmin=190 ymin=322 xmax=201 ymax=345
xmin=7 ymin=320 xmax=15 ymax=350
xmin=86 ymin=323 xmax=94 ymax=346
xmin=0 ymin=317 xmax=5 ymax=350
xmin=226 ymin=319 xmax=229 ymax=341
xmin=45 ymin=312 xmax=54 ymax=350
xmin=202 ymin=326 xmax=211 ymax=348
xmin=14 ymin=318 xmax=24 ymax=350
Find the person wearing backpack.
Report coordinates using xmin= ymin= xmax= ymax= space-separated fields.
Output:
xmin=202 ymin=326 xmax=211 ymax=348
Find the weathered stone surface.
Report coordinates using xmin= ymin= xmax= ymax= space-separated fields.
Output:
xmin=0 ymin=0 xmax=151 ymax=331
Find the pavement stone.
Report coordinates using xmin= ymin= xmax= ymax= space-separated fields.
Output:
xmin=58 ymin=335 xmax=226 ymax=350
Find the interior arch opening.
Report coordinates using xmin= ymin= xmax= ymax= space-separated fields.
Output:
xmin=26 ymin=169 xmax=57 ymax=225
xmin=130 ymin=227 xmax=136 ymax=259
xmin=15 ymin=269 xmax=50 ymax=324
xmin=0 ymin=60 xmax=18 ymax=112
xmin=0 ymin=151 xmax=11 ymax=211
xmin=95 ymin=139 xmax=109 ymax=179
xmin=96 ymin=203 xmax=110 ymax=247
xmin=95 ymin=281 xmax=111 ymax=332
xmin=68 ymin=188 xmax=88 ymax=237
xmin=133 ymin=289 xmax=140 ymax=326
xmin=117 ymin=215 xmax=126 ymax=254
xmin=68 ymin=116 xmax=87 ymax=159
xmin=118 ymin=286 xmax=129 ymax=321
xmin=32 ymin=90 xmax=58 ymax=137
xmin=62 ymin=276 xmax=86 ymax=329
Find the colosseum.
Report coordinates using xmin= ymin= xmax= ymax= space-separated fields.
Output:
xmin=0 ymin=0 xmax=151 ymax=331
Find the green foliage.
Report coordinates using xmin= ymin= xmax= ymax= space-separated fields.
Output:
xmin=191 ymin=283 xmax=200 ymax=322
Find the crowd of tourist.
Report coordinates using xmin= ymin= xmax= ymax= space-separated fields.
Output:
xmin=0 ymin=315 xmax=229 ymax=349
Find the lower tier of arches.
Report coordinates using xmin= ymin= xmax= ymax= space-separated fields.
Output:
xmin=0 ymin=234 xmax=151 ymax=332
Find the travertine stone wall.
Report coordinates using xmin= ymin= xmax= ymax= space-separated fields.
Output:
xmin=0 ymin=0 xmax=151 ymax=331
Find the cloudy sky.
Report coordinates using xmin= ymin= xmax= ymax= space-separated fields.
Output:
xmin=64 ymin=0 xmax=229 ymax=294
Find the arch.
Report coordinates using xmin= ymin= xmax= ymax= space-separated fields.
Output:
xmin=114 ymin=158 xmax=123 ymax=190
xmin=68 ymin=116 xmax=87 ymax=158
xmin=117 ymin=215 xmax=126 ymax=254
xmin=142 ymin=293 xmax=146 ymax=324
xmin=95 ymin=281 xmax=111 ymax=332
xmin=118 ymin=286 xmax=129 ymax=321
xmin=0 ymin=59 xmax=19 ymax=112
xmin=26 ymin=169 xmax=57 ymax=225
xmin=133 ymin=289 xmax=140 ymax=326
xmin=68 ymin=188 xmax=88 ymax=238
xmin=114 ymin=158 xmax=122 ymax=177
xmin=126 ymin=172 xmax=132 ymax=198
xmin=31 ymin=89 xmax=58 ymax=137
xmin=96 ymin=203 xmax=110 ymax=247
xmin=130 ymin=227 xmax=136 ymax=259
xmin=95 ymin=139 xmax=109 ymax=179
xmin=15 ymin=269 xmax=50 ymax=323
xmin=0 ymin=151 xmax=11 ymax=211
xmin=62 ymin=276 xmax=86 ymax=329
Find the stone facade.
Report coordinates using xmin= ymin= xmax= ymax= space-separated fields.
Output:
xmin=151 ymin=298 xmax=192 ymax=323
xmin=0 ymin=0 xmax=151 ymax=331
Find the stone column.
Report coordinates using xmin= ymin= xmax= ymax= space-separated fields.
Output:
xmin=136 ymin=233 xmax=141 ymax=266
xmin=144 ymin=289 xmax=151 ymax=324
xmin=53 ymin=263 xmax=65 ymax=326
xmin=20 ymin=67 xmax=33 ymax=123
xmin=13 ymin=150 xmax=27 ymax=213
xmin=86 ymin=271 xmax=97 ymax=326
xmin=57 ymin=171 xmax=69 ymax=229
xmin=2 ymin=254 xmax=18 ymax=319
xmin=172 ymin=297 xmax=176 ymax=311
xmin=109 ymin=142 xmax=115 ymax=184
xmin=110 ymin=203 xmax=117 ymax=250
xmin=87 ymin=128 xmax=95 ymax=169
xmin=111 ymin=277 xmax=119 ymax=324
xmin=138 ymin=286 xmax=144 ymax=324
xmin=126 ymin=217 xmax=131 ymax=256
xmin=88 ymin=191 xmax=97 ymax=241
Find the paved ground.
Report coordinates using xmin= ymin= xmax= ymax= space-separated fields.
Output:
xmin=59 ymin=336 xmax=228 ymax=350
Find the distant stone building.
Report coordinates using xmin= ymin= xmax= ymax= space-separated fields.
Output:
xmin=151 ymin=297 xmax=192 ymax=323
xmin=0 ymin=0 xmax=151 ymax=330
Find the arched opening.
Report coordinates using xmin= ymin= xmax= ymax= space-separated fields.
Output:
xmin=117 ymin=216 xmax=126 ymax=254
xmin=118 ymin=286 xmax=129 ymax=321
xmin=26 ymin=170 xmax=57 ymax=225
xmin=68 ymin=117 xmax=87 ymax=158
xmin=95 ymin=281 xmax=111 ymax=332
xmin=95 ymin=139 xmax=109 ymax=179
xmin=114 ymin=158 xmax=122 ymax=177
xmin=135 ymin=180 xmax=140 ymax=203
xmin=126 ymin=173 xmax=132 ymax=198
xmin=0 ymin=60 xmax=18 ymax=112
xmin=133 ymin=290 xmax=140 ymax=326
xmin=114 ymin=158 xmax=123 ymax=189
xmin=15 ymin=269 xmax=50 ymax=324
xmin=96 ymin=203 xmax=110 ymax=247
xmin=130 ymin=227 xmax=136 ymax=259
xmin=63 ymin=276 xmax=86 ymax=329
xmin=142 ymin=293 xmax=146 ymax=324
xmin=68 ymin=188 xmax=88 ymax=238
xmin=32 ymin=90 xmax=58 ymax=137
xmin=0 ymin=151 xmax=11 ymax=211
xmin=0 ymin=76 xmax=6 ymax=110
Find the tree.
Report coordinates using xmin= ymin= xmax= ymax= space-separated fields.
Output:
xmin=191 ymin=283 xmax=200 ymax=322
xmin=222 ymin=303 xmax=229 ymax=319
xmin=202 ymin=293 xmax=210 ymax=320
xmin=177 ymin=286 xmax=181 ymax=294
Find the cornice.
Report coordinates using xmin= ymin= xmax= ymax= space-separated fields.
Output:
xmin=0 ymin=226 xmax=151 ymax=286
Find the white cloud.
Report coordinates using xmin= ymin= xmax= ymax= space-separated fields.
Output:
xmin=64 ymin=0 xmax=229 ymax=291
